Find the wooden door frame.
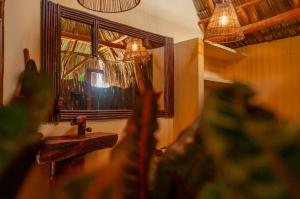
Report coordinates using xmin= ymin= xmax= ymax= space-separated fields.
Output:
xmin=0 ymin=0 xmax=4 ymax=106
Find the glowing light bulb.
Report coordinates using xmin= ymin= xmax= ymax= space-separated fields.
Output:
xmin=220 ymin=15 xmax=229 ymax=26
xmin=131 ymin=43 xmax=138 ymax=51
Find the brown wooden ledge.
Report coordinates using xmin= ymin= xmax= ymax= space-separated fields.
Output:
xmin=38 ymin=132 xmax=118 ymax=164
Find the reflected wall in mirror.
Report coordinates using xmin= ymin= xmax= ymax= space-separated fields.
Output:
xmin=42 ymin=0 xmax=173 ymax=121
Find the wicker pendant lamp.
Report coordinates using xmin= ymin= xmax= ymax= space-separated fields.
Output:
xmin=124 ymin=38 xmax=149 ymax=61
xmin=204 ymin=0 xmax=245 ymax=43
xmin=77 ymin=0 xmax=141 ymax=13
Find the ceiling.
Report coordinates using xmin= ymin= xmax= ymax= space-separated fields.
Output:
xmin=193 ymin=0 xmax=300 ymax=48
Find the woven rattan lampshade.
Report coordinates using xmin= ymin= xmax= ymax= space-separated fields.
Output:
xmin=124 ymin=38 xmax=149 ymax=61
xmin=204 ymin=0 xmax=245 ymax=43
xmin=77 ymin=0 xmax=141 ymax=13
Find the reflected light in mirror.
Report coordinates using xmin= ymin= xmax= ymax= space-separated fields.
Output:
xmin=124 ymin=38 xmax=149 ymax=61
xmin=91 ymin=72 xmax=109 ymax=88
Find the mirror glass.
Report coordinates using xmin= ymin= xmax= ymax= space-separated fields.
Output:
xmin=60 ymin=18 xmax=166 ymax=111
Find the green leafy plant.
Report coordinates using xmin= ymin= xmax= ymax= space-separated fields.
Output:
xmin=1 ymin=71 xmax=300 ymax=199
xmin=0 ymin=70 xmax=53 ymax=198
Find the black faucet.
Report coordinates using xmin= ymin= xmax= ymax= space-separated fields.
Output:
xmin=71 ymin=116 xmax=92 ymax=137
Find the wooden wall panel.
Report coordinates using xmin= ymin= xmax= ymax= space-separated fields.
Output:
xmin=205 ymin=36 xmax=300 ymax=123
xmin=174 ymin=38 xmax=204 ymax=138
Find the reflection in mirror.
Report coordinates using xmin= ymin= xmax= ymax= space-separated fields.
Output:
xmin=60 ymin=18 xmax=92 ymax=110
xmin=60 ymin=18 xmax=166 ymax=111
xmin=42 ymin=2 xmax=174 ymax=121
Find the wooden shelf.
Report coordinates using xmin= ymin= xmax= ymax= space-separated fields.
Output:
xmin=38 ymin=132 xmax=118 ymax=164
xmin=204 ymin=40 xmax=246 ymax=61
xmin=204 ymin=70 xmax=233 ymax=84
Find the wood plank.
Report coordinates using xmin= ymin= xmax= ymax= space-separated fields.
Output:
xmin=207 ymin=0 xmax=215 ymax=14
xmin=242 ymin=7 xmax=300 ymax=34
xmin=205 ymin=36 xmax=300 ymax=123
xmin=237 ymin=7 xmax=250 ymax=25
xmin=98 ymin=30 xmax=116 ymax=61
xmin=38 ymin=132 xmax=118 ymax=164
xmin=62 ymin=40 xmax=78 ymax=74
xmin=236 ymin=0 xmax=264 ymax=10
xmin=63 ymin=55 xmax=91 ymax=78
xmin=201 ymin=7 xmax=300 ymax=34
xmin=199 ymin=0 xmax=264 ymax=24
xmin=0 ymin=2 xmax=3 ymax=106
xmin=61 ymin=31 xmax=126 ymax=50
xmin=98 ymin=35 xmax=128 ymax=51
xmin=241 ymin=2 xmax=265 ymax=42
xmin=290 ymin=0 xmax=299 ymax=7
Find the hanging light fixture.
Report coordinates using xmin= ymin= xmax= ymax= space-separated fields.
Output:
xmin=124 ymin=37 xmax=149 ymax=61
xmin=204 ymin=0 xmax=245 ymax=43
xmin=77 ymin=0 xmax=141 ymax=13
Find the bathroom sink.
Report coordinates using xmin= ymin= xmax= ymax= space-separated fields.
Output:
xmin=38 ymin=132 xmax=118 ymax=164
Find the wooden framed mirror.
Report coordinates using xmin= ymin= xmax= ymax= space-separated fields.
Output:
xmin=41 ymin=0 xmax=174 ymax=121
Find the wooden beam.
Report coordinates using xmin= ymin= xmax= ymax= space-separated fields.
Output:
xmin=61 ymin=51 xmax=89 ymax=57
xmin=107 ymin=48 xmax=116 ymax=61
xmin=237 ymin=7 xmax=250 ymax=25
xmin=61 ymin=31 xmax=126 ymax=50
xmin=63 ymin=55 xmax=91 ymax=78
xmin=98 ymin=36 xmax=128 ymax=51
xmin=38 ymin=132 xmax=118 ymax=164
xmin=244 ymin=2 xmax=264 ymax=42
xmin=236 ymin=0 xmax=264 ymax=10
xmin=98 ymin=30 xmax=116 ymax=61
xmin=199 ymin=6 xmax=300 ymax=36
xmin=207 ymin=0 xmax=215 ymax=14
xmin=63 ymin=40 xmax=78 ymax=73
xmin=199 ymin=17 xmax=210 ymax=25
xmin=99 ymin=40 xmax=126 ymax=50
xmin=290 ymin=0 xmax=299 ymax=7
xmin=199 ymin=0 xmax=264 ymax=24
xmin=242 ymin=7 xmax=300 ymax=34
xmin=237 ymin=7 xmax=262 ymax=41
xmin=23 ymin=48 xmax=30 ymax=65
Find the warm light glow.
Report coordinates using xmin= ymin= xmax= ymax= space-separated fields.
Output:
xmin=219 ymin=15 xmax=229 ymax=26
xmin=131 ymin=43 xmax=138 ymax=51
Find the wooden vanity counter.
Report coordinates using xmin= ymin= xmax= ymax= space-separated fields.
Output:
xmin=38 ymin=132 xmax=118 ymax=164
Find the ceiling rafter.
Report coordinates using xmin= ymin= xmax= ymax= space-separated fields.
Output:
xmin=61 ymin=31 xmax=127 ymax=50
xmin=98 ymin=35 xmax=128 ymax=51
xmin=199 ymin=0 xmax=264 ymax=24
xmin=61 ymin=51 xmax=90 ymax=57
xmin=98 ymin=30 xmax=116 ymax=61
xmin=289 ymin=0 xmax=299 ymax=8
xmin=242 ymin=7 xmax=300 ymax=34
xmin=63 ymin=40 xmax=78 ymax=73
xmin=237 ymin=0 xmax=264 ymax=10
xmin=241 ymin=0 xmax=265 ymax=42
xmin=63 ymin=55 xmax=91 ymax=78
xmin=198 ymin=3 xmax=300 ymax=35
xmin=207 ymin=0 xmax=215 ymax=14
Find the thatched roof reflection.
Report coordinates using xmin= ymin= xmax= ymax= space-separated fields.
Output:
xmin=60 ymin=17 xmax=140 ymax=89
